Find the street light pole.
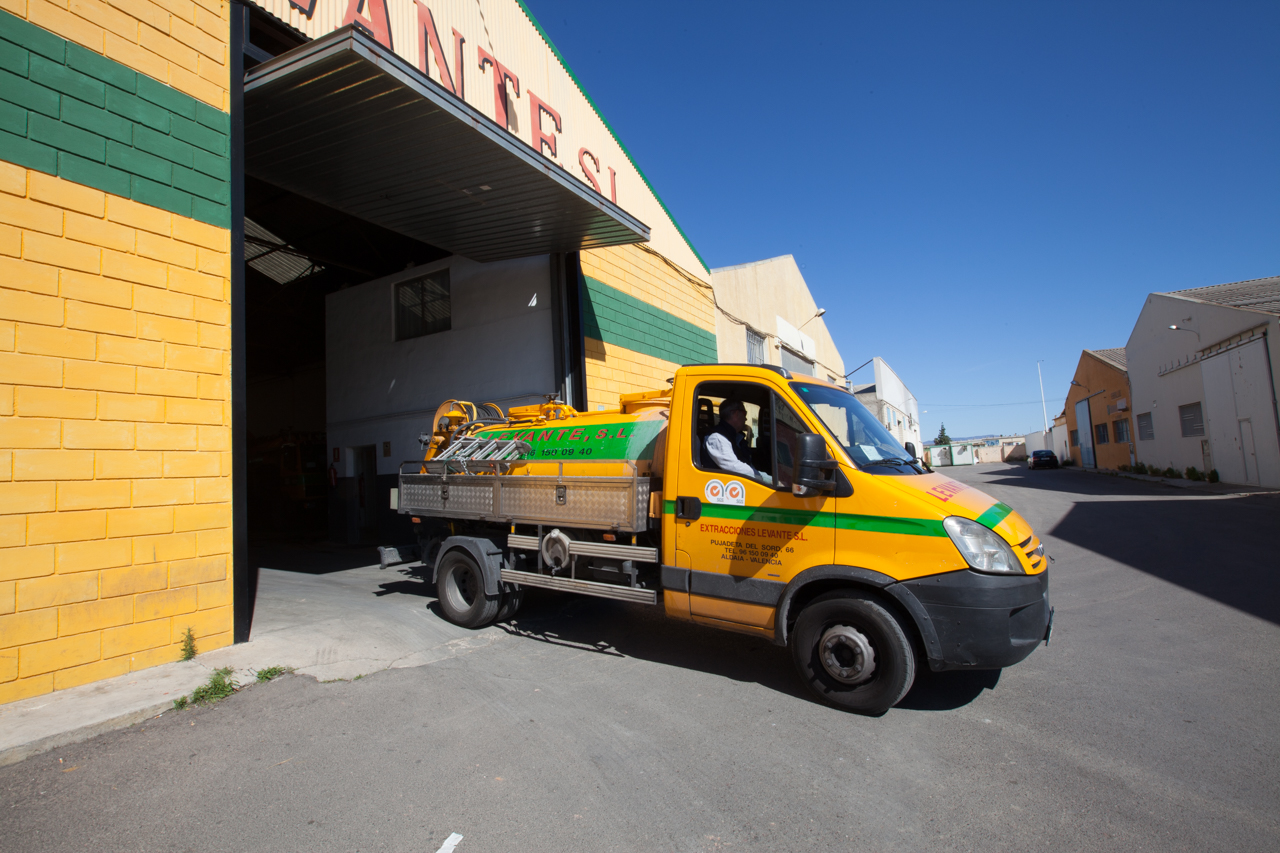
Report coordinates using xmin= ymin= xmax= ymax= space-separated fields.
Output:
xmin=798 ymin=307 xmax=826 ymax=330
xmin=1036 ymin=360 xmax=1049 ymax=433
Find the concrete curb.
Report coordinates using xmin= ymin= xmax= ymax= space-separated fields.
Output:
xmin=0 ymin=701 xmax=171 ymax=769
xmin=0 ymin=564 xmax=508 ymax=769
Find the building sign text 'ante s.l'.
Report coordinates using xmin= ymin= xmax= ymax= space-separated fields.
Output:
xmin=283 ymin=0 xmax=621 ymax=205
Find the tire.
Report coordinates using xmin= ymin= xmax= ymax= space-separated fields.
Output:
xmin=436 ymin=549 xmax=501 ymax=628
xmin=495 ymin=584 xmax=525 ymax=622
xmin=790 ymin=591 xmax=916 ymax=716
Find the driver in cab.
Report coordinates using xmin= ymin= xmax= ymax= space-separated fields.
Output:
xmin=703 ymin=399 xmax=766 ymax=481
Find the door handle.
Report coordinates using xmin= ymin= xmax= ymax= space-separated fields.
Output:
xmin=675 ymin=496 xmax=702 ymax=521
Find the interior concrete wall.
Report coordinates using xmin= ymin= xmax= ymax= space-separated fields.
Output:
xmin=325 ymin=254 xmax=555 ymax=479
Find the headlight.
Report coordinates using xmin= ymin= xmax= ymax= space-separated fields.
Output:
xmin=943 ymin=516 xmax=1024 ymax=574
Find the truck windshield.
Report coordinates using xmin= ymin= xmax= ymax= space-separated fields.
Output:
xmin=790 ymin=382 xmax=916 ymax=471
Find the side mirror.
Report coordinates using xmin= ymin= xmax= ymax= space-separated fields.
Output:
xmin=905 ymin=441 xmax=917 ymax=461
xmin=793 ymin=433 xmax=838 ymax=496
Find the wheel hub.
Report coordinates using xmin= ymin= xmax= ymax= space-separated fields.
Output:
xmin=819 ymin=624 xmax=877 ymax=685
xmin=449 ymin=564 xmax=478 ymax=607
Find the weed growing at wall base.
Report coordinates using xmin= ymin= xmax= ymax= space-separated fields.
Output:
xmin=172 ymin=667 xmax=237 ymax=710
xmin=253 ymin=666 xmax=291 ymax=683
xmin=180 ymin=628 xmax=198 ymax=662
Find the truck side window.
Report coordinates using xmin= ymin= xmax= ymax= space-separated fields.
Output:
xmin=692 ymin=381 xmax=774 ymax=485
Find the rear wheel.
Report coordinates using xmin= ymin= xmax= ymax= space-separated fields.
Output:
xmin=495 ymin=584 xmax=525 ymax=622
xmin=790 ymin=591 xmax=916 ymax=716
xmin=436 ymin=550 xmax=501 ymax=628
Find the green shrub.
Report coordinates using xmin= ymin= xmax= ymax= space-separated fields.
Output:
xmin=1133 ymin=462 xmax=1148 ymax=475
xmin=1208 ymin=469 xmax=1220 ymax=483
xmin=180 ymin=627 xmax=197 ymax=661
xmin=1118 ymin=464 xmax=1130 ymax=472
xmin=172 ymin=667 xmax=237 ymax=710
xmin=254 ymin=665 xmax=290 ymax=683
xmin=190 ymin=667 xmax=237 ymax=705
xmin=1185 ymin=466 xmax=1204 ymax=481
xmin=1163 ymin=466 xmax=1182 ymax=479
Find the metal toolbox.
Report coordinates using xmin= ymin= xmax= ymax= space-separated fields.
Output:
xmin=398 ymin=465 xmax=651 ymax=532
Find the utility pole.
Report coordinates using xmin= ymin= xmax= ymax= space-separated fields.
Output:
xmin=1036 ymin=360 xmax=1049 ymax=433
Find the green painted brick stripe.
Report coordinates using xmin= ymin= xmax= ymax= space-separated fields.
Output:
xmin=662 ymin=499 xmax=947 ymax=537
xmin=0 ymin=10 xmax=229 ymax=229
xmin=974 ymin=501 xmax=1014 ymax=530
xmin=582 ymin=275 xmax=718 ymax=366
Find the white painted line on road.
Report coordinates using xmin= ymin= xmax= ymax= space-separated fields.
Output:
xmin=435 ymin=832 xmax=464 ymax=853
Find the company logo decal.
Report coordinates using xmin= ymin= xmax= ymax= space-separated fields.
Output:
xmin=704 ymin=479 xmax=746 ymax=506
xmin=927 ymin=479 xmax=968 ymax=503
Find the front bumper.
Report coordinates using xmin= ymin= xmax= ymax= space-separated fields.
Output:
xmin=893 ymin=569 xmax=1050 ymax=672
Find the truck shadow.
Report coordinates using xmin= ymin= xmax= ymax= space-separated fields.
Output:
xmin=369 ymin=566 xmax=1002 ymax=712
xmin=897 ymin=668 xmax=1001 ymax=711
xmin=498 ymin=592 xmax=811 ymax=701
xmin=373 ymin=563 xmax=435 ymax=598
xmin=494 ymin=590 xmax=997 ymax=713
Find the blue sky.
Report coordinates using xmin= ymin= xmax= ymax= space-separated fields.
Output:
xmin=528 ymin=0 xmax=1279 ymax=439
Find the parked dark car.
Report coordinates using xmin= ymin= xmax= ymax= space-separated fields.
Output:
xmin=1028 ymin=450 xmax=1059 ymax=469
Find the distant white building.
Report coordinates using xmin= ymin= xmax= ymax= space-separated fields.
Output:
xmin=1125 ymin=276 xmax=1280 ymax=487
xmin=852 ymin=358 xmax=923 ymax=452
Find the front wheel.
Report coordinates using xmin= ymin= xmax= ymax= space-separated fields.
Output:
xmin=790 ymin=591 xmax=916 ymax=716
xmin=436 ymin=550 xmax=501 ymax=628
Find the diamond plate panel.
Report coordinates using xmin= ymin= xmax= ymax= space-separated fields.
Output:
xmin=499 ymin=477 xmax=643 ymax=531
xmin=446 ymin=480 xmax=497 ymax=516
xmin=400 ymin=474 xmax=649 ymax=532
xmin=400 ymin=476 xmax=443 ymax=513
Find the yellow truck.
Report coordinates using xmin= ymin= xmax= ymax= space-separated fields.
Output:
xmin=396 ymin=364 xmax=1051 ymax=715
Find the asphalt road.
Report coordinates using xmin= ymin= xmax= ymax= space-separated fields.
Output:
xmin=3 ymin=463 xmax=1278 ymax=853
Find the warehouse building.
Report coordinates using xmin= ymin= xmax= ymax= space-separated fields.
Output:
xmin=0 ymin=0 xmax=719 ymax=702
xmin=1063 ymin=348 xmax=1134 ymax=471
xmin=1125 ymin=276 xmax=1280 ymax=487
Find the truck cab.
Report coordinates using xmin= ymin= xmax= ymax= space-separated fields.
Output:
xmin=399 ymin=364 xmax=1051 ymax=715
xmin=659 ymin=364 xmax=1050 ymax=713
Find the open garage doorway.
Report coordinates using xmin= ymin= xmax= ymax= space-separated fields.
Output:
xmin=244 ymin=174 xmax=446 ymax=558
xmin=231 ymin=9 xmax=645 ymax=641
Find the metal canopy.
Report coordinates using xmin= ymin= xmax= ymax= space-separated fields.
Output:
xmin=243 ymin=27 xmax=649 ymax=263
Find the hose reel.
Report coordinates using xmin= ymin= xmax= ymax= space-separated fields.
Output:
xmin=541 ymin=528 xmax=572 ymax=569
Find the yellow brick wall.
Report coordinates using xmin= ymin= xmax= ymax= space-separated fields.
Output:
xmin=0 ymin=163 xmax=231 ymax=705
xmin=0 ymin=0 xmax=229 ymax=110
xmin=580 ymin=243 xmax=716 ymax=410
xmin=583 ymin=337 xmax=681 ymax=411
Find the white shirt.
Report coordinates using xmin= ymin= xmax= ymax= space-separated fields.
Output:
xmin=704 ymin=431 xmax=760 ymax=479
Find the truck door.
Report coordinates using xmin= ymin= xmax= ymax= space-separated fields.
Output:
xmin=671 ymin=378 xmax=835 ymax=634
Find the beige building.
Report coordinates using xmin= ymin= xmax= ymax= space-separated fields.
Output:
xmin=710 ymin=256 xmax=845 ymax=382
